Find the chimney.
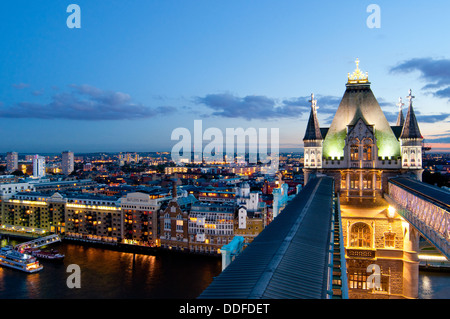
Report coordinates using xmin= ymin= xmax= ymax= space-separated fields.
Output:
xmin=172 ymin=179 xmax=177 ymax=199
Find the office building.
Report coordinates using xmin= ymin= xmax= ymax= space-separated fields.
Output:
xmin=6 ymin=152 xmax=18 ymax=173
xmin=32 ymin=155 xmax=46 ymax=178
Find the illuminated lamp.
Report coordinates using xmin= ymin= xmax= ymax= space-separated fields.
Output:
xmin=387 ymin=206 xmax=396 ymax=218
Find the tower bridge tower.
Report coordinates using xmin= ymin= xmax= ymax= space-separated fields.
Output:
xmin=302 ymin=59 xmax=421 ymax=299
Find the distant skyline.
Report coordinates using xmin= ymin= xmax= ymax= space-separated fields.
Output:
xmin=1 ymin=1 xmax=450 ymax=153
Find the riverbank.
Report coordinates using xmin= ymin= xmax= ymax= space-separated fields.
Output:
xmin=0 ymin=231 xmax=221 ymax=260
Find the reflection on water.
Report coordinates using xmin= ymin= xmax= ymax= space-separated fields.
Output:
xmin=419 ymin=271 xmax=450 ymax=299
xmin=0 ymin=239 xmax=447 ymax=299
xmin=0 ymin=239 xmax=222 ymax=299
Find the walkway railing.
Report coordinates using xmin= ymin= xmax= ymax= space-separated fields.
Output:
xmin=387 ymin=178 xmax=450 ymax=260
xmin=15 ymin=234 xmax=62 ymax=251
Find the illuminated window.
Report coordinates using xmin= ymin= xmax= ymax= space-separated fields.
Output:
xmin=384 ymin=232 xmax=395 ymax=248
xmin=350 ymin=223 xmax=371 ymax=248
xmin=348 ymin=268 xmax=389 ymax=292
xmin=350 ymin=145 xmax=359 ymax=161
xmin=363 ymin=146 xmax=372 ymax=160
xmin=176 ymin=218 xmax=183 ymax=232
xmin=348 ymin=270 xmax=368 ymax=290
xmin=350 ymin=174 xmax=359 ymax=189
xmin=341 ymin=177 xmax=346 ymax=189
xmin=363 ymin=174 xmax=373 ymax=189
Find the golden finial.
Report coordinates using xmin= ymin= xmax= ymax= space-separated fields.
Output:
xmin=347 ymin=58 xmax=369 ymax=84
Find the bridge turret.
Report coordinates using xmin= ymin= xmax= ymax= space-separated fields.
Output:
xmin=400 ymin=89 xmax=424 ymax=180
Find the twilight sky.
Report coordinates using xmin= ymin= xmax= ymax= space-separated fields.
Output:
xmin=1 ymin=0 xmax=450 ymax=153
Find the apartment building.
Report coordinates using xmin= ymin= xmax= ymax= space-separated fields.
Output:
xmin=188 ymin=202 xmax=235 ymax=255
xmin=65 ymin=194 xmax=122 ymax=243
xmin=159 ymin=183 xmax=197 ymax=251
xmin=121 ymin=189 xmax=171 ymax=246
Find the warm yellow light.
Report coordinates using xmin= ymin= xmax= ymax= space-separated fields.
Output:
xmin=10 ymin=200 xmax=47 ymax=206
xmin=387 ymin=206 xmax=396 ymax=218
xmin=418 ymin=255 xmax=448 ymax=261
xmin=66 ymin=203 xmax=120 ymax=211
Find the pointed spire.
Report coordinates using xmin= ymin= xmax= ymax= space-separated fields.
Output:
xmin=400 ymin=89 xmax=423 ymax=139
xmin=396 ymin=97 xmax=404 ymax=126
xmin=303 ymin=93 xmax=323 ymax=141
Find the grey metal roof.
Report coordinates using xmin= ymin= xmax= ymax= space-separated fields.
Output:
xmin=198 ymin=176 xmax=334 ymax=299
xmin=390 ymin=125 xmax=403 ymax=140
xmin=389 ymin=177 xmax=450 ymax=209
xmin=400 ymin=103 xmax=422 ymax=139
xmin=396 ymin=108 xmax=405 ymax=127
xmin=303 ymin=106 xmax=323 ymax=141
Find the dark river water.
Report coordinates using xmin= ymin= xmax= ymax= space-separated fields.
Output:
xmin=0 ymin=239 xmax=448 ymax=299
xmin=0 ymin=239 xmax=222 ymax=299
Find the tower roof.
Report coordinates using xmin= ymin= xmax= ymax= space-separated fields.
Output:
xmin=303 ymin=93 xmax=323 ymax=141
xmin=400 ymin=90 xmax=423 ymax=139
xmin=322 ymin=59 xmax=400 ymax=158
xmin=396 ymin=97 xmax=405 ymax=126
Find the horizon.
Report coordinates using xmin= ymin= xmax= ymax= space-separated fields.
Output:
xmin=3 ymin=148 xmax=450 ymax=157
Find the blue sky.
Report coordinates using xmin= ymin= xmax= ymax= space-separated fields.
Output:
xmin=1 ymin=0 xmax=450 ymax=153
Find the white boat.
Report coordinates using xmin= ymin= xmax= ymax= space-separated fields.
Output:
xmin=0 ymin=246 xmax=43 ymax=273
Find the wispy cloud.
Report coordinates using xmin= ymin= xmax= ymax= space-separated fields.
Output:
xmin=195 ymin=93 xmax=341 ymax=121
xmin=0 ymin=84 xmax=176 ymax=120
xmin=12 ymin=83 xmax=30 ymax=89
xmin=390 ymin=57 xmax=450 ymax=100
xmin=385 ymin=108 xmax=450 ymax=124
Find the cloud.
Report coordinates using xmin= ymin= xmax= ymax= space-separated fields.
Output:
xmin=195 ymin=93 xmax=341 ymax=121
xmin=32 ymin=90 xmax=44 ymax=96
xmin=12 ymin=83 xmax=30 ymax=89
xmin=416 ymin=113 xmax=450 ymax=123
xmin=425 ymin=136 xmax=450 ymax=144
xmin=0 ymin=84 xmax=176 ymax=120
xmin=390 ymin=57 xmax=450 ymax=99
xmin=385 ymin=109 xmax=450 ymax=124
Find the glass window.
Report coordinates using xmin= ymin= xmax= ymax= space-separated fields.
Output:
xmin=350 ymin=223 xmax=371 ymax=248
xmin=351 ymin=146 xmax=359 ymax=161
xmin=384 ymin=232 xmax=395 ymax=248
xmin=363 ymin=146 xmax=372 ymax=160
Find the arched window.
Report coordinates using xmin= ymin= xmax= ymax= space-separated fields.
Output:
xmin=350 ymin=145 xmax=359 ymax=161
xmin=363 ymin=145 xmax=372 ymax=160
xmin=350 ymin=223 xmax=371 ymax=248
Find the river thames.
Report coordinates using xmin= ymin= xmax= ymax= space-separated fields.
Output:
xmin=0 ymin=240 xmax=448 ymax=299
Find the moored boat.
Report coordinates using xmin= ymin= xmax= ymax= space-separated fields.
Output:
xmin=22 ymin=248 xmax=65 ymax=261
xmin=0 ymin=246 xmax=43 ymax=273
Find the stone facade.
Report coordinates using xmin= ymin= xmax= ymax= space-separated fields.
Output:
xmin=303 ymin=61 xmax=422 ymax=299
